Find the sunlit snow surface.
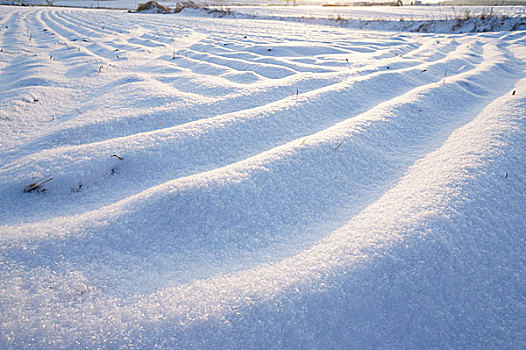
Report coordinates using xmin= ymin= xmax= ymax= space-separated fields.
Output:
xmin=0 ymin=5 xmax=525 ymax=348
xmin=217 ymin=4 xmax=526 ymax=20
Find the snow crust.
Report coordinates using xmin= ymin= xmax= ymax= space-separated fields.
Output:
xmin=0 ymin=5 xmax=525 ymax=348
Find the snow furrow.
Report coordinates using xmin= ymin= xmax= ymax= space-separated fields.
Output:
xmin=0 ymin=36 xmax=521 ymax=297
xmin=0 ymin=31 xmax=476 ymax=157
xmin=0 ymin=33 xmax=506 ymax=226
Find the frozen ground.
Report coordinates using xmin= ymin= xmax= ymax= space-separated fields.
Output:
xmin=0 ymin=4 xmax=525 ymax=349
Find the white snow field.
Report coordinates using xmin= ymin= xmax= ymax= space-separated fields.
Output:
xmin=213 ymin=5 xmax=526 ymax=21
xmin=1 ymin=4 xmax=525 ymax=348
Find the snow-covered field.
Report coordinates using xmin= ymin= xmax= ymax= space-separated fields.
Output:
xmin=1 ymin=4 xmax=525 ymax=348
xmin=220 ymin=5 xmax=526 ymax=20
xmin=201 ymin=5 xmax=526 ymax=32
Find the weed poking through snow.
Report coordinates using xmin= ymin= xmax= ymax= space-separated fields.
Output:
xmin=333 ymin=141 xmax=345 ymax=151
xmin=24 ymin=176 xmax=54 ymax=193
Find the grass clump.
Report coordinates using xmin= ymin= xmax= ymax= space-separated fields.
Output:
xmin=136 ymin=1 xmax=172 ymax=14
xmin=135 ymin=1 xmax=205 ymax=14
xmin=173 ymin=1 xmax=202 ymax=13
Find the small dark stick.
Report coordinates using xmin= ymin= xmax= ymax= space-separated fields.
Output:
xmin=512 ymin=90 xmax=516 ymax=96
xmin=111 ymin=154 xmax=123 ymax=160
xmin=333 ymin=141 xmax=344 ymax=151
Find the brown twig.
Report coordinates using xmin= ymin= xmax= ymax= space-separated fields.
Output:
xmin=333 ymin=141 xmax=344 ymax=151
xmin=24 ymin=177 xmax=54 ymax=193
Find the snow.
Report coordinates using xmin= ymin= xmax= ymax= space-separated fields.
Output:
xmin=0 ymin=4 xmax=525 ymax=348
xmin=188 ymin=5 xmax=526 ymax=33
xmin=216 ymin=4 xmax=526 ymax=21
